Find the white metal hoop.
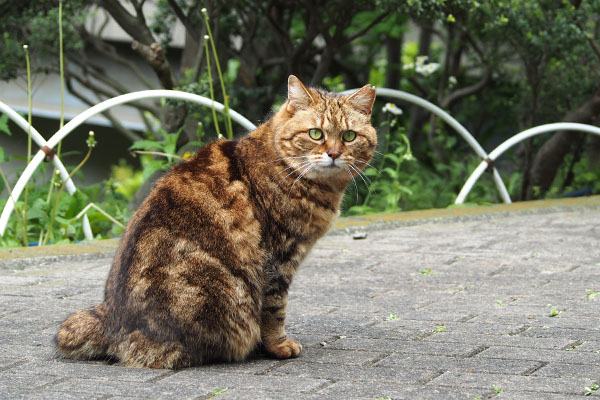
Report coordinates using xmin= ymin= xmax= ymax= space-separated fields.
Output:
xmin=0 ymin=100 xmax=93 ymax=239
xmin=342 ymin=88 xmax=512 ymax=204
xmin=0 ymin=90 xmax=257 ymax=240
xmin=456 ymin=122 xmax=600 ymax=203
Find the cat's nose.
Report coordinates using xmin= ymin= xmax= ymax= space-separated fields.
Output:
xmin=327 ymin=149 xmax=341 ymax=159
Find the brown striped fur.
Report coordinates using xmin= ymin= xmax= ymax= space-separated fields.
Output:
xmin=55 ymin=76 xmax=377 ymax=369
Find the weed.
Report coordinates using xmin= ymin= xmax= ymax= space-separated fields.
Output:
xmin=433 ymin=325 xmax=446 ymax=333
xmin=420 ymin=267 xmax=436 ymax=275
xmin=586 ymin=290 xmax=600 ymax=300
xmin=496 ymin=300 xmax=507 ymax=306
xmin=208 ymin=387 xmax=229 ymax=398
xmin=385 ymin=314 xmax=398 ymax=321
xmin=584 ymin=384 xmax=599 ymax=396
xmin=548 ymin=309 xmax=563 ymax=317
xmin=566 ymin=341 xmax=585 ymax=351
xmin=493 ymin=385 xmax=503 ymax=394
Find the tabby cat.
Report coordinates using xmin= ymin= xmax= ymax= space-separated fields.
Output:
xmin=55 ymin=75 xmax=377 ymax=369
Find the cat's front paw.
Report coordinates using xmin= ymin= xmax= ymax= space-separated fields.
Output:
xmin=265 ymin=337 xmax=302 ymax=359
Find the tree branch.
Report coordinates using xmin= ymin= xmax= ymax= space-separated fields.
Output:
xmin=167 ymin=0 xmax=200 ymax=41
xmin=98 ymin=0 xmax=155 ymax=45
xmin=343 ymin=13 xmax=388 ymax=45
xmin=441 ymin=69 xmax=492 ymax=109
xmin=65 ymin=77 xmax=143 ymax=142
xmin=131 ymin=41 xmax=177 ymax=89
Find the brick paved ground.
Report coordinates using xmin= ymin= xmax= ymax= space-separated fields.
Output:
xmin=0 ymin=200 xmax=599 ymax=399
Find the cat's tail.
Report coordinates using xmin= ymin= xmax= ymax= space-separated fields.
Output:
xmin=55 ymin=302 xmax=110 ymax=360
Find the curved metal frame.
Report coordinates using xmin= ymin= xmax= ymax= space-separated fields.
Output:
xmin=3 ymin=89 xmax=600 ymax=241
xmin=0 ymin=90 xmax=256 ymax=240
xmin=0 ymin=101 xmax=94 ymax=238
xmin=342 ymin=88 xmax=512 ymax=204
xmin=456 ymin=122 xmax=600 ymax=203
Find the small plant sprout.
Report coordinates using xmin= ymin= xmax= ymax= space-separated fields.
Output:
xmin=496 ymin=300 xmax=507 ymax=306
xmin=208 ymin=387 xmax=229 ymax=398
xmin=566 ymin=341 xmax=585 ymax=351
xmin=433 ymin=325 xmax=446 ymax=333
xmin=548 ymin=309 xmax=563 ymax=317
xmin=584 ymin=384 xmax=599 ymax=396
xmin=385 ymin=314 xmax=397 ymax=321
xmin=420 ymin=267 xmax=436 ymax=275
xmin=586 ymin=290 xmax=600 ymax=300
xmin=493 ymin=385 xmax=503 ymax=394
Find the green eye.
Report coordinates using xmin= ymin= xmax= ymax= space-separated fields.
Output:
xmin=308 ymin=128 xmax=323 ymax=140
xmin=342 ymin=130 xmax=357 ymax=142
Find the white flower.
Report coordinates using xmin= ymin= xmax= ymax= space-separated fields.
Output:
xmin=382 ymin=103 xmax=403 ymax=116
xmin=416 ymin=62 xmax=440 ymax=77
xmin=448 ymin=76 xmax=457 ymax=86
xmin=217 ymin=133 xmax=225 ymax=139
xmin=415 ymin=55 xmax=428 ymax=66
xmin=402 ymin=62 xmax=415 ymax=71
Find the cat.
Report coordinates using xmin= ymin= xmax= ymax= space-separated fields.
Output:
xmin=55 ymin=75 xmax=377 ymax=369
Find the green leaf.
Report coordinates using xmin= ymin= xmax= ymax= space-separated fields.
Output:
xmin=0 ymin=114 xmax=11 ymax=135
xmin=142 ymin=160 xmax=169 ymax=180
xmin=382 ymin=167 xmax=399 ymax=179
xmin=129 ymin=140 xmax=164 ymax=151
xmin=383 ymin=153 xmax=401 ymax=166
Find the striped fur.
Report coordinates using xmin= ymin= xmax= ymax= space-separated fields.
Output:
xmin=55 ymin=76 xmax=377 ymax=369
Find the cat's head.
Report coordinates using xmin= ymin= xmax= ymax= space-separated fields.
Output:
xmin=271 ymin=75 xmax=377 ymax=186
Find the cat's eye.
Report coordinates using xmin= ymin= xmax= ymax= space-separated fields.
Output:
xmin=342 ymin=130 xmax=357 ymax=142
xmin=308 ymin=128 xmax=323 ymax=141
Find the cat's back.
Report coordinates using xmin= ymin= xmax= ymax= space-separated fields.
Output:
xmin=105 ymin=139 xmax=265 ymax=299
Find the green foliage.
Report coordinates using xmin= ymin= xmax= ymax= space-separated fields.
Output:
xmin=129 ymin=125 xmax=199 ymax=180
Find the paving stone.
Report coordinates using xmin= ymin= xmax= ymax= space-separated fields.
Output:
xmin=327 ymin=336 xmax=485 ymax=357
xmin=476 ymin=345 xmax=600 ymax=364
xmin=0 ymin=200 xmax=599 ymax=398
xmin=430 ymin=371 xmax=596 ymax=396
xmin=268 ymin=360 xmax=439 ymax=383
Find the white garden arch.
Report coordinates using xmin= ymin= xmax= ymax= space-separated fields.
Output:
xmin=0 ymin=90 xmax=256 ymax=240
xmin=456 ymin=122 xmax=600 ymax=203
xmin=2 ymin=88 xmax=600 ymax=242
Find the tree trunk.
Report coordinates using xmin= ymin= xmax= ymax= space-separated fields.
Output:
xmin=407 ymin=24 xmax=432 ymax=143
xmin=524 ymin=87 xmax=600 ymax=199
xmin=384 ymin=35 xmax=403 ymax=90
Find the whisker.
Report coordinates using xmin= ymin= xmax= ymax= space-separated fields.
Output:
xmin=288 ymin=164 xmax=314 ymax=197
xmin=274 ymin=160 xmax=312 ymax=183
xmin=344 ymin=165 xmax=359 ymax=205
xmin=269 ymin=155 xmax=311 ymax=164
xmin=355 ymin=159 xmax=382 ymax=176
xmin=348 ymin=163 xmax=371 ymax=189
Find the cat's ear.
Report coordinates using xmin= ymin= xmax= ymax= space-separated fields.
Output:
xmin=287 ymin=75 xmax=316 ymax=113
xmin=346 ymin=84 xmax=376 ymax=116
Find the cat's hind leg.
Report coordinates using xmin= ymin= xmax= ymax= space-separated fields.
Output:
xmin=111 ymin=330 xmax=191 ymax=369
xmin=55 ymin=303 xmax=109 ymax=361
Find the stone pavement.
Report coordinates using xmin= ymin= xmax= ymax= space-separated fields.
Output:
xmin=1 ymin=198 xmax=599 ymax=399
